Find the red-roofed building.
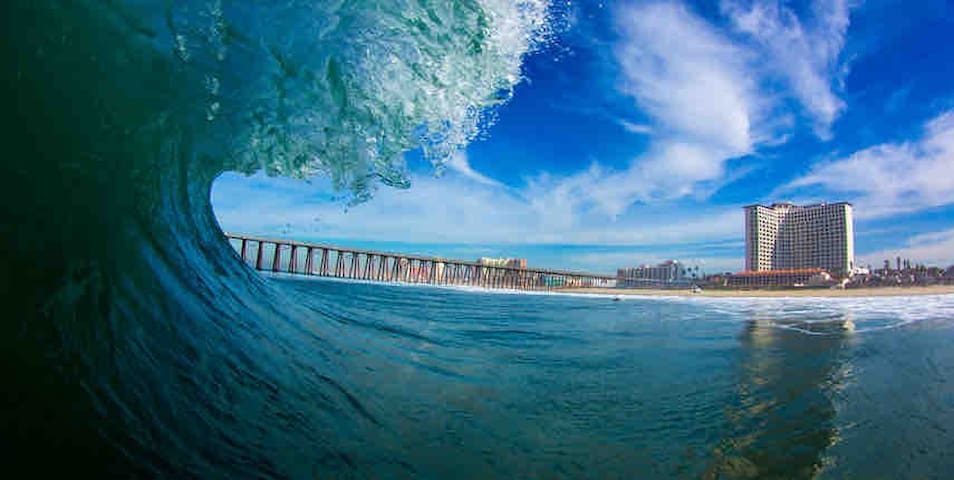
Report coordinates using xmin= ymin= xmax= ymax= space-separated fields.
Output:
xmin=727 ymin=268 xmax=833 ymax=288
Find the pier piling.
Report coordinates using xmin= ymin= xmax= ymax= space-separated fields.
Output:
xmin=225 ymin=233 xmax=616 ymax=291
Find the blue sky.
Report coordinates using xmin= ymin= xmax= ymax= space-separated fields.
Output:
xmin=213 ymin=0 xmax=954 ymax=274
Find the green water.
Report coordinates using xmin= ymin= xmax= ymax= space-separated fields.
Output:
xmin=2 ymin=1 xmax=953 ymax=478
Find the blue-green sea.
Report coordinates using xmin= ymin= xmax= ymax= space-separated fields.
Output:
xmin=2 ymin=1 xmax=953 ymax=478
xmin=263 ymin=278 xmax=954 ymax=479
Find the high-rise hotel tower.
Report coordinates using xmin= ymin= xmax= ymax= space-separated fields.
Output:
xmin=744 ymin=202 xmax=855 ymax=274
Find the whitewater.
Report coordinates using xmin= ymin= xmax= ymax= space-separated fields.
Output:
xmin=2 ymin=1 xmax=953 ymax=478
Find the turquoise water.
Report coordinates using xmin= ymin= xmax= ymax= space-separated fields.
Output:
xmin=2 ymin=1 xmax=954 ymax=478
xmin=270 ymin=278 xmax=954 ymax=478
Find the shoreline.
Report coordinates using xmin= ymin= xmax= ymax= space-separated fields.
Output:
xmin=561 ymin=285 xmax=954 ymax=298
xmin=261 ymin=272 xmax=954 ymax=298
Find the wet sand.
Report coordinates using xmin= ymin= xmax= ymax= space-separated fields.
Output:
xmin=563 ymin=285 xmax=954 ymax=298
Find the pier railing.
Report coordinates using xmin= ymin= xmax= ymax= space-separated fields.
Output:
xmin=225 ymin=233 xmax=616 ymax=291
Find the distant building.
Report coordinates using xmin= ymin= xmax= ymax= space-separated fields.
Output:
xmin=851 ymin=266 xmax=870 ymax=276
xmin=617 ymin=260 xmax=687 ymax=287
xmin=477 ymin=257 xmax=527 ymax=269
xmin=744 ymin=202 xmax=855 ymax=276
xmin=728 ymin=268 xmax=833 ymax=288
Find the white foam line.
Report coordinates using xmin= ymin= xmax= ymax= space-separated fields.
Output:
xmin=260 ymin=273 xmax=954 ymax=331
xmin=259 ymin=271 xmax=648 ymax=300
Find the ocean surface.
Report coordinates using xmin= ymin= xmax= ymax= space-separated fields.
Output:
xmin=2 ymin=1 xmax=954 ymax=478
xmin=262 ymin=279 xmax=954 ymax=479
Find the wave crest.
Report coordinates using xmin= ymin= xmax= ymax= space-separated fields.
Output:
xmin=156 ymin=0 xmax=552 ymax=202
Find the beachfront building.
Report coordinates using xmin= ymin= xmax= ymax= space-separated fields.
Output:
xmin=617 ymin=260 xmax=687 ymax=287
xmin=477 ymin=257 xmax=528 ymax=269
xmin=727 ymin=268 xmax=833 ymax=288
xmin=744 ymin=202 xmax=855 ymax=276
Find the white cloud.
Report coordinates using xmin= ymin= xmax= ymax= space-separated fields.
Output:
xmin=783 ymin=109 xmax=954 ymax=218
xmin=521 ymin=143 xmax=742 ymax=219
xmin=212 ymin=172 xmax=744 ymax=249
xmin=511 ymin=2 xmax=767 ymax=219
xmin=618 ymin=120 xmax=654 ymax=135
xmin=858 ymin=228 xmax=954 ymax=268
xmin=211 ymin=1 xmax=857 ymax=273
xmin=534 ymin=0 xmax=852 ymax=218
xmin=616 ymin=2 xmax=759 ymax=154
xmin=443 ymin=150 xmax=503 ymax=187
xmin=721 ymin=0 xmax=850 ymax=137
xmin=569 ymin=251 xmax=743 ymax=274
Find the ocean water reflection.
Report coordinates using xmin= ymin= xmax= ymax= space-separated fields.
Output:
xmin=271 ymin=279 xmax=954 ymax=478
xmin=705 ymin=313 xmax=853 ymax=479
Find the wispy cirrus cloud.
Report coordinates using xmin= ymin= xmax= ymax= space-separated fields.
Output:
xmin=721 ymin=0 xmax=851 ymax=137
xmin=509 ymin=2 xmax=765 ymax=220
xmin=616 ymin=2 xmax=760 ymax=155
xmin=212 ymin=171 xmax=743 ymax=248
xmin=213 ymin=168 xmax=749 ymax=272
xmin=212 ymin=0 xmax=860 ymax=272
xmin=515 ymin=0 xmax=853 ymax=219
xmin=443 ymin=150 xmax=503 ymax=187
xmin=570 ymin=250 xmax=743 ymax=275
xmin=857 ymin=227 xmax=954 ymax=268
xmin=617 ymin=120 xmax=654 ymax=135
xmin=782 ymin=109 xmax=954 ymax=218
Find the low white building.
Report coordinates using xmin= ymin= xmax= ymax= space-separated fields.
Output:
xmin=617 ymin=260 xmax=687 ymax=287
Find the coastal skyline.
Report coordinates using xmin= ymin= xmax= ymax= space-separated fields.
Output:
xmin=6 ymin=2 xmax=954 ymax=477
xmin=213 ymin=0 xmax=954 ymax=274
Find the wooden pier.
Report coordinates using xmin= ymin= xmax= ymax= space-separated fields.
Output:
xmin=225 ymin=233 xmax=616 ymax=291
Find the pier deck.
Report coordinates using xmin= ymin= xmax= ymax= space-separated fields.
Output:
xmin=225 ymin=233 xmax=616 ymax=291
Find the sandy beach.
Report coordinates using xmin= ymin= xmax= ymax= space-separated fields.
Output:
xmin=563 ymin=285 xmax=954 ymax=298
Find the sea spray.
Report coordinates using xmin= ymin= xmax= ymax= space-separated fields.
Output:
xmin=3 ymin=2 xmax=954 ymax=478
xmin=0 ymin=1 xmax=552 ymax=476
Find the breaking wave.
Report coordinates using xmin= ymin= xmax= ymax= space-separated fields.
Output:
xmin=0 ymin=1 xmax=550 ymax=476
